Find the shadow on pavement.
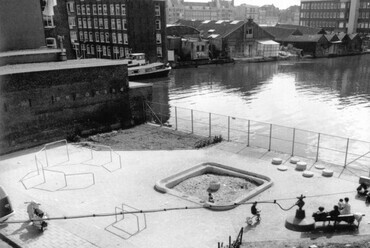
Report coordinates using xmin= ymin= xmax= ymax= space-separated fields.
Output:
xmin=11 ymin=222 xmax=43 ymax=243
xmin=301 ymin=224 xmax=359 ymax=240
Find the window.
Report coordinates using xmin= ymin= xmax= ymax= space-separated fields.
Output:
xmin=79 ymin=31 xmax=84 ymax=40
xmin=117 ymin=33 xmax=122 ymax=44
xmin=123 ymin=19 xmax=127 ymax=30
xmin=155 ymin=4 xmax=160 ymax=16
xmin=87 ymin=45 xmax=90 ymax=54
xmin=93 ymin=4 xmax=97 ymax=15
xmin=97 ymin=45 xmax=101 ymax=55
xmin=44 ymin=15 xmax=54 ymax=27
xmin=120 ymin=47 xmax=124 ymax=58
xmin=115 ymin=4 xmax=120 ymax=15
xmin=81 ymin=5 xmax=86 ymax=15
xmin=110 ymin=4 xmax=115 ymax=15
xmin=94 ymin=18 xmax=98 ymax=28
xmin=123 ymin=33 xmax=128 ymax=44
xmin=125 ymin=48 xmax=129 ymax=56
xmin=155 ymin=20 xmax=161 ymax=30
xmin=87 ymin=18 xmax=92 ymax=28
xmin=83 ymin=18 xmax=87 ymax=28
xmin=157 ymin=47 xmax=162 ymax=57
xmin=111 ymin=19 xmax=116 ymax=29
xmin=156 ymin=33 xmax=161 ymax=44
xmin=104 ymin=18 xmax=109 ymax=29
xmin=103 ymin=4 xmax=107 ymax=15
xmin=113 ymin=46 xmax=119 ymax=59
xmin=89 ymin=32 xmax=93 ymax=41
xmin=100 ymin=32 xmax=104 ymax=42
xmin=69 ymin=17 xmax=76 ymax=28
xmin=121 ymin=4 xmax=126 ymax=15
xmin=95 ymin=32 xmax=100 ymax=42
xmin=116 ymin=19 xmax=121 ymax=29
xmin=107 ymin=46 xmax=111 ymax=56
xmin=91 ymin=45 xmax=95 ymax=55
xmin=102 ymin=45 xmax=107 ymax=56
xmin=99 ymin=18 xmax=103 ymax=29
xmin=98 ymin=4 xmax=102 ymax=15
xmin=77 ymin=5 xmax=81 ymax=14
xmin=86 ymin=5 xmax=90 ymax=15
xmin=84 ymin=31 xmax=88 ymax=41
xmin=70 ymin=31 xmax=77 ymax=42
xmin=105 ymin=32 xmax=110 ymax=43
xmin=112 ymin=33 xmax=117 ymax=43
xmin=67 ymin=2 xmax=75 ymax=12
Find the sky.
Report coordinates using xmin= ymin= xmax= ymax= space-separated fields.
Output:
xmin=184 ymin=0 xmax=301 ymax=10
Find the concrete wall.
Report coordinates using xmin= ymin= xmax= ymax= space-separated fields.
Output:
xmin=0 ymin=0 xmax=46 ymax=52
xmin=0 ymin=63 xmax=142 ymax=155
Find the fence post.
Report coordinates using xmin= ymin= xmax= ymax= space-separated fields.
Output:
xmin=209 ymin=113 xmax=211 ymax=137
xmin=268 ymin=124 xmax=272 ymax=151
xmin=247 ymin=120 xmax=250 ymax=147
xmin=175 ymin=107 xmax=178 ymax=131
xmin=228 ymin=116 xmax=230 ymax=142
xmin=291 ymin=128 xmax=296 ymax=156
xmin=191 ymin=109 xmax=194 ymax=134
xmin=316 ymin=133 xmax=321 ymax=162
xmin=344 ymin=138 xmax=350 ymax=168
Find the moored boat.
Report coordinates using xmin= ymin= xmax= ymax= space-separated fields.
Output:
xmin=128 ymin=62 xmax=171 ymax=80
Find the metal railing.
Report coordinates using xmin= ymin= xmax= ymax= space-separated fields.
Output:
xmin=145 ymin=101 xmax=370 ymax=175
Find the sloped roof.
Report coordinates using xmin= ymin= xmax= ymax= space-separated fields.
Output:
xmin=262 ymin=26 xmax=302 ymax=41
xmin=176 ymin=19 xmax=245 ymax=39
xmin=282 ymin=34 xmax=327 ymax=43
xmin=349 ymin=33 xmax=360 ymax=40
xmin=175 ymin=19 xmax=204 ymax=29
xmin=324 ymin=34 xmax=339 ymax=42
xmin=275 ymin=23 xmax=326 ymax=35
xmin=337 ymin=32 xmax=348 ymax=41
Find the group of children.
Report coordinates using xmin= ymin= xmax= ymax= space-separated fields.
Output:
xmin=312 ymin=197 xmax=352 ymax=220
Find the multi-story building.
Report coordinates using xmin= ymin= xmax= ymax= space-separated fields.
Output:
xmin=299 ymin=0 xmax=370 ymax=34
xmin=233 ymin=4 xmax=260 ymax=22
xmin=259 ymin=5 xmax=280 ymax=26
xmin=66 ymin=0 xmax=167 ymax=62
xmin=167 ymin=0 xmax=184 ymax=24
xmin=279 ymin=5 xmax=300 ymax=25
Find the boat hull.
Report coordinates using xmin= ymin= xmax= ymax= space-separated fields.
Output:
xmin=128 ymin=68 xmax=171 ymax=80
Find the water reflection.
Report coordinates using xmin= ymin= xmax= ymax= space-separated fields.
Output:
xmin=150 ymin=54 xmax=370 ymax=141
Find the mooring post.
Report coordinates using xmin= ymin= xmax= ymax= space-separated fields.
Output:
xmin=291 ymin=128 xmax=296 ymax=156
xmin=175 ymin=107 xmax=178 ymax=130
xmin=247 ymin=120 xmax=250 ymax=147
xmin=344 ymin=138 xmax=350 ymax=168
xmin=209 ymin=112 xmax=211 ymax=137
xmin=227 ymin=116 xmax=230 ymax=142
xmin=316 ymin=133 xmax=321 ymax=162
xmin=268 ymin=124 xmax=272 ymax=151
xmin=191 ymin=109 xmax=194 ymax=134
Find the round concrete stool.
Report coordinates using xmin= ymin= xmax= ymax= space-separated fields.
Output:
xmin=302 ymin=170 xmax=314 ymax=178
xmin=277 ymin=165 xmax=288 ymax=171
xmin=322 ymin=169 xmax=334 ymax=177
xmin=290 ymin=157 xmax=300 ymax=164
xmin=272 ymin=158 xmax=283 ymax=165
xmin=296 ymin=161 xmax=307 ymax=171
xmin=314 ymin=164 xmax=325 ymax=170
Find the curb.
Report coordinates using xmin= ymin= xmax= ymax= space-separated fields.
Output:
xmin=0 ymin=232 xmax=22 ymax=248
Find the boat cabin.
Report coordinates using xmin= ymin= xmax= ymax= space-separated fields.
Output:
xmin=128 ymin=53 xmax=147 ymax=66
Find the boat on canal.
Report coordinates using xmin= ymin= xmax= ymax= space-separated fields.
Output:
xmin=125 ymin=53 xmax=171 ymax=80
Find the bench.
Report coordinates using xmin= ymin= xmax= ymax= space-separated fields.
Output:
xmin=313 ymin=213 xmax=362 ymax=228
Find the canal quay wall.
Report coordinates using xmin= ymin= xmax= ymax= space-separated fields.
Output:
xmin=0 ymin=60 xmax=152 ymax=155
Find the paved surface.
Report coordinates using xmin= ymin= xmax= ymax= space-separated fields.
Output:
xmin=0 ymin=141 xmax=369 ymax=248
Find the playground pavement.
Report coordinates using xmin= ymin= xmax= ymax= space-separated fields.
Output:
xmin=0 ymin=141 xmax=369 ymax=248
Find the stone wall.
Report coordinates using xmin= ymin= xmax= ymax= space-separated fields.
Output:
xmin=0 ymin=63 xmax=150 ymax=155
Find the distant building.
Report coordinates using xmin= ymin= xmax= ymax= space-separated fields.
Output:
xmin=259 ymin=5 xmax=280 ymax=26
xmin=299 ymin=0 xmax=370 ymax=34
xmin=66 ymin=0 xmax=167 ymax=62
xmin=279 ymin=5 xmax=300 ymax=25
xmin=233 ymin=4 xmax=259 ymax=23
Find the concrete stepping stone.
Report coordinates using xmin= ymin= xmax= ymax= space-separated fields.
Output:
xmin=277 ymin=165 xmax=288 ymax=171
xmin=322 ymin=169 xmax=334 ymax=177
xmin=290 ymin=157 xmax=300 ymax=164
xmin=272 ymin=158 xmax=283 ymax=165
xmin=302 ymin=170 xmax=314 ymax=178
xmin=314 ymin=164 xmax=325 ymax=170
xmin=295 ymin=161 xmax=307 ymax=171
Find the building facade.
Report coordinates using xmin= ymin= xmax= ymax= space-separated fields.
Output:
xmin=233 ymin=4 xmax=260 ymax=23
xmin=66 ymin=0 xmax=167 ymax=62
xmin=300 ymin=0 xmax=370 ymax=34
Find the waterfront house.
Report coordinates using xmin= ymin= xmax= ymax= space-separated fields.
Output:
xmin=324 ymin=34 xmax=341 ymax=56
xmin=337 ymin=32 xmax=351 ymax=55
xmin=176 ymin=18 xmax=278 ymax=59
xmin=281 ymin=34 xmax=330 ymax=57
xmin=348 ymin=33 xmax=363 ymax=53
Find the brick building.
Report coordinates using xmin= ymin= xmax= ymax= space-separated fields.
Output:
xmin=66 ymin=0 xmax=167 ymax=62
xmin=299 ymin=0 xmax=370 ymax=34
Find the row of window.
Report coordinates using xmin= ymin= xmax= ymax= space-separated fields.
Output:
xmin=300 ymin=11 xmax=345 ymax=19
xmin=77 ymin=45 xmax=163 ymax=58
xmin=360 ymin=1 xmax=370 ymax=9
xmin=70 ymin=17 xmax=162 ymax=31
xmin=301 ymin=2 xmax=349 ymax=10
xmin=74 ymin=30 xmax=162 ymax=45
xmin=309 ymin=21 xmax=338 ymax=28
xmin=68 ymin=2 xmax=161 ymax=17
xmin=358 ymin=11 xmax=370 ymax=19
xmin=358 ymin=22 xmax=370 ymax=29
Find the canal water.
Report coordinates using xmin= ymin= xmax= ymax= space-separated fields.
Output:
xmin=148 ymin=54 xmax=370 ymax=143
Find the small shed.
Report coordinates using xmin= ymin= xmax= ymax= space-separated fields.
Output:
xmin=281 ymin=34 xmax=330 ymax=57
xmin=348 ymin=33 xmax=363 ymax=53
xmin=324 ymin=34 xmax=341 ymax=56
xmin=257 ymin=40 xmax=279 ymax=57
